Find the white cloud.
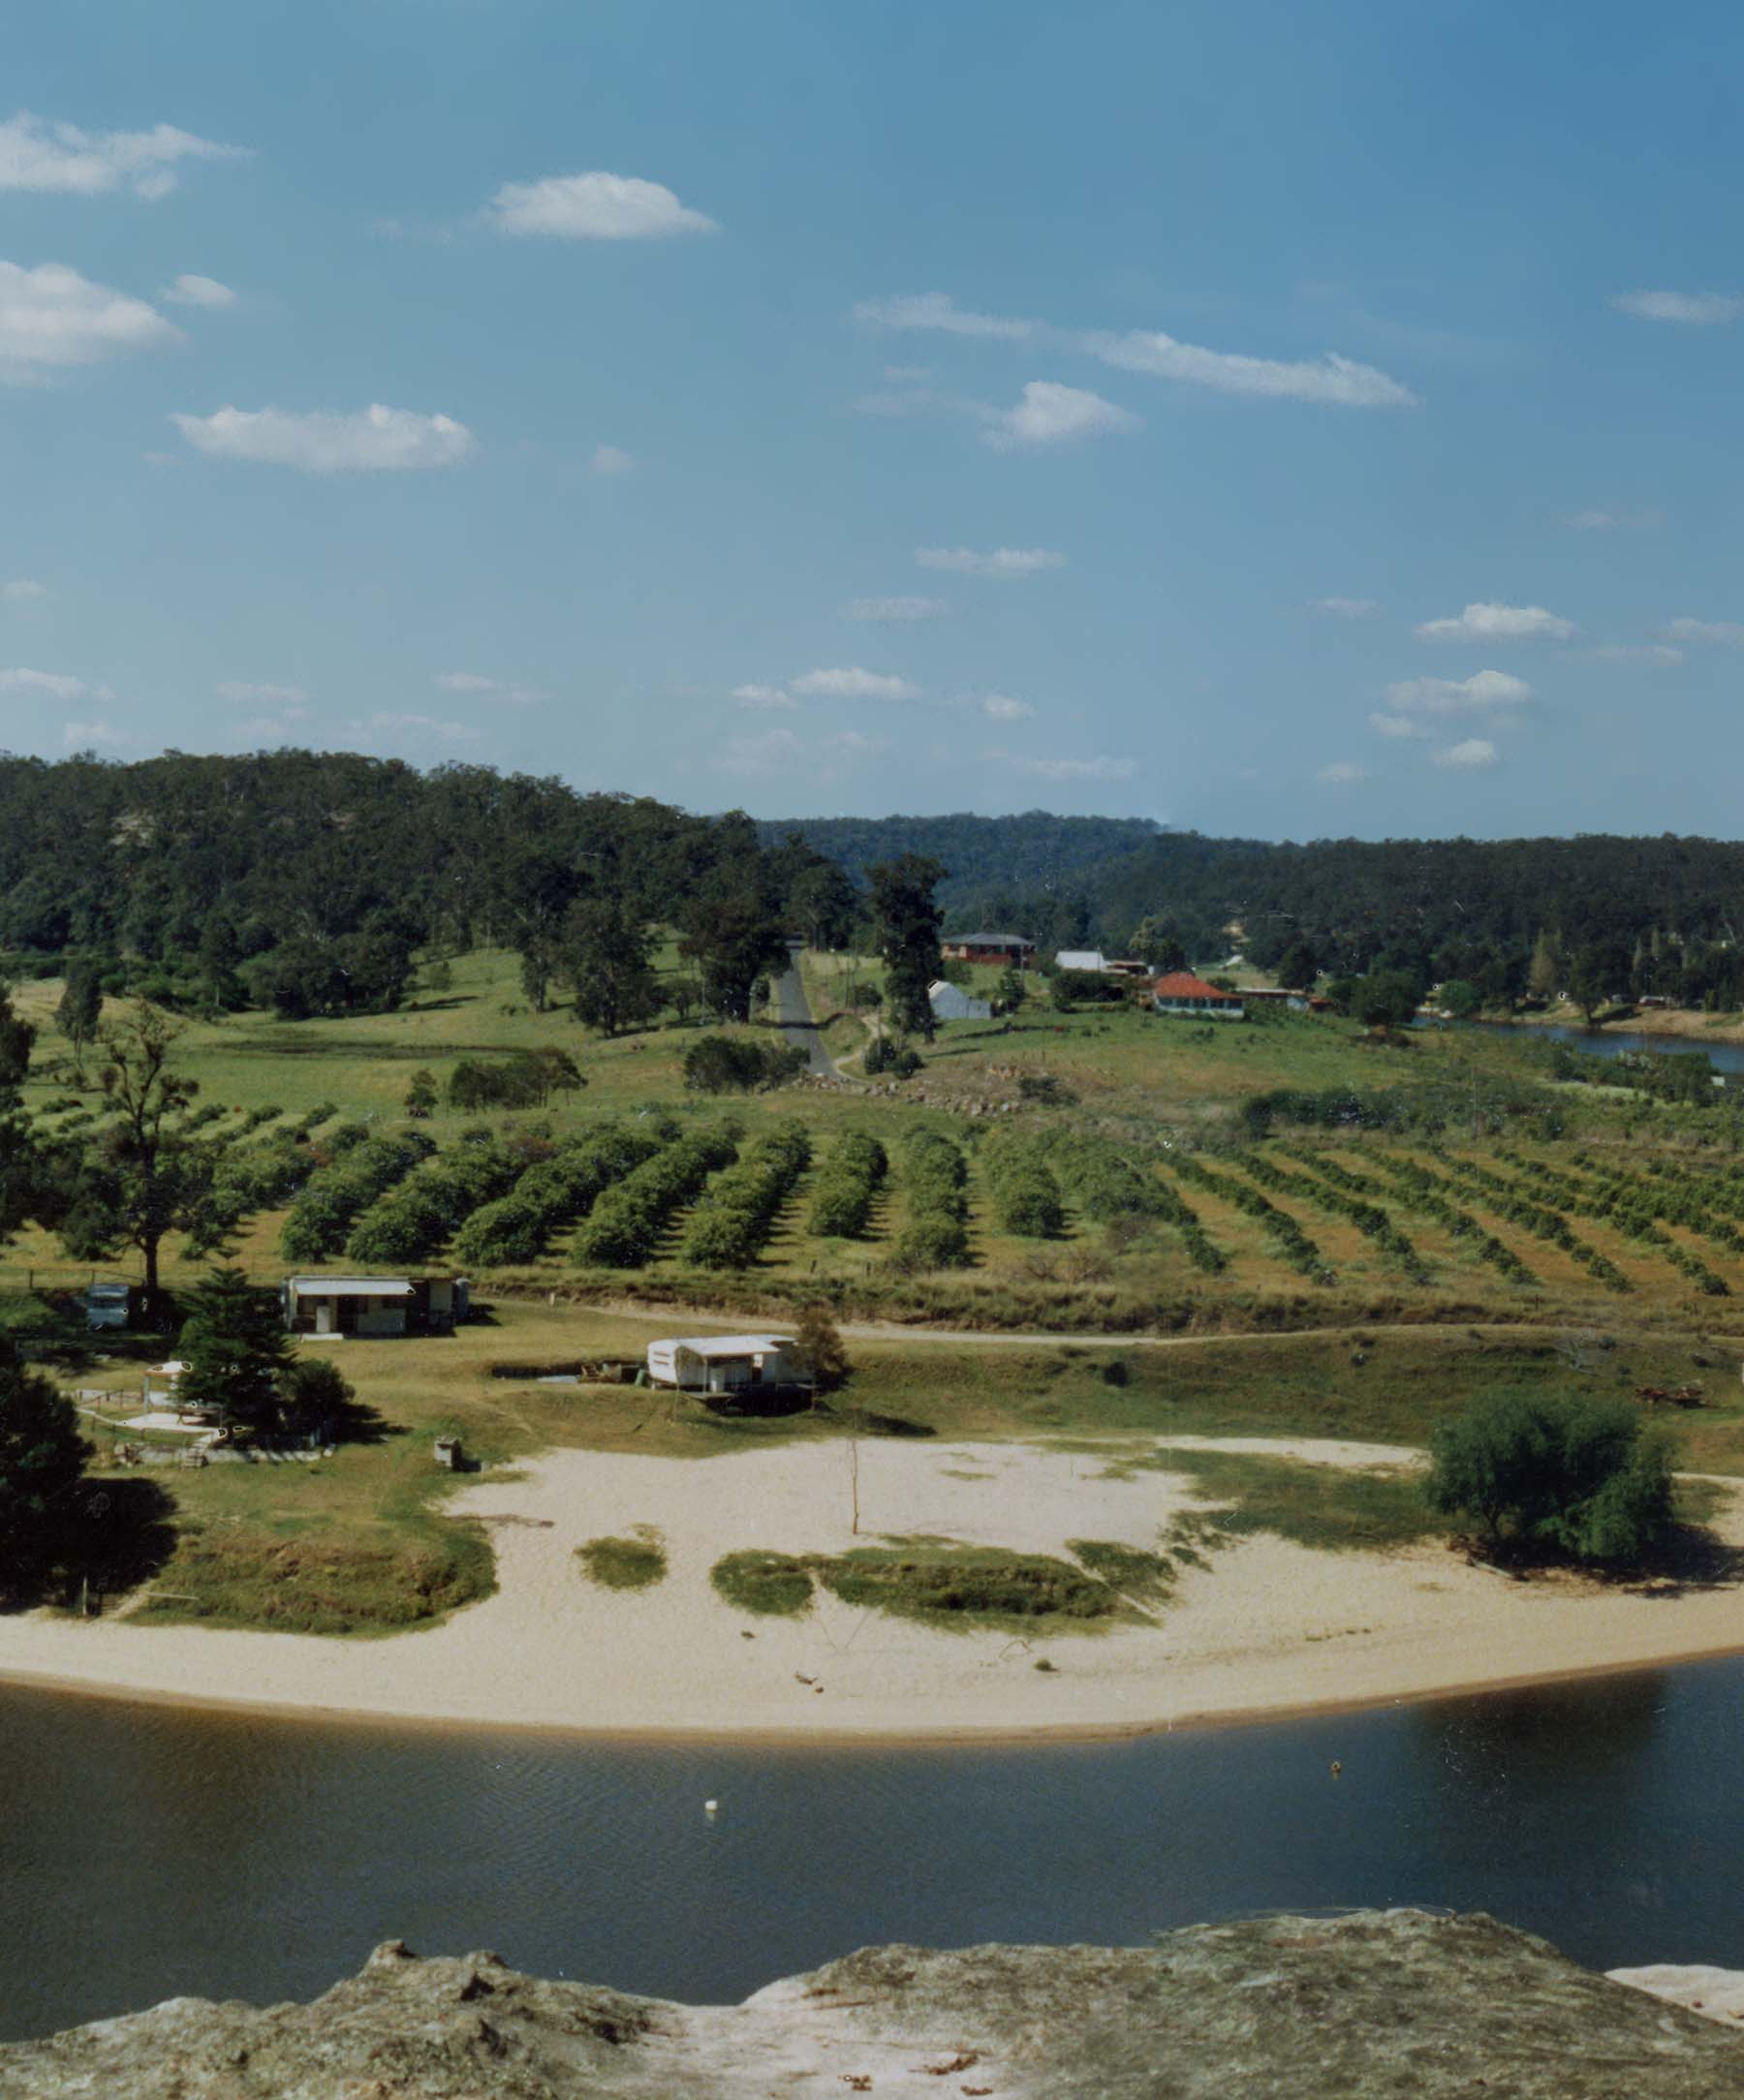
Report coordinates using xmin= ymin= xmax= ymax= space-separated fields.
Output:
xmin=716 ymin=726 xmax=804 ymax=777
xmin=590 ymin=444 xmax=635 ymax=476
xmin=846 ymin=596 xmax=947 ymax=621
xmin=434 ymin=671 xmax=548 ymax=705
xmin=1385 ymin=670 xmax=1532 ymax=713
xmin=983 ymin=380 xmax=1137 ymax=449
xmin=217 ymin=679 xmax=307 ymax=705
xmin=1611 ymin=290 xmax=1740 ymax=324
xmin=883 ymin=364 xmax=932 ymax=382
xmin=0 ymin=112 xmax=244 ymax=200
xmin=1 ymin=578 xmax=47 ymax=601
xmin=487 ymin=171 xmax=716 ymax=239
xmin=1433 ymin=738 xmax=1501 ymax=770
xmin=1317 ymin=760 xmax=1370 ymax=784
xmin=0 ymin=261 xmax=179 ymax=377
xmin=1415 ymin=601 xmax=1575 ymax=642
xmin=1369 ymin=712 xmax=1431 ymax=739
xmin=1666 ymin=617 xmax=1744 ymax=646
xmin=1582 ymin=642 xmax=1684 ymax=664
xmin=161 ymin=273 xmax=234 ymax=308
xmin=354 ymin=711 xmax=480 ymax=743
xmin=856 ymin=291 xmax=1416 ymax=407
xmin=63 ymin=720 xmax=129 ymax=748
xmin=853 ymin=292 xmax=1035 ymax=340
xmin=792 ymin=665 xmax=920 ymax=700
xmin=1559 ymin=507 xmax=1662 ymax=531
xmin=1083 ymin=328 xmax=1418 ymax=408
xmin=987 ymin=747 xmax=1137 ymax=782
xmin=732 ymin=683 xmax=797 ymax=710
xmin=981 ymin=694 xmax=1036 ymax=722
xmin=1314 ymin=596 xmax=1381 ymax=618
xmin=916 ymin=545 xmax=1066 ymax=578
xmin=0 ymin=666 xmax=112 ymax=701
xmin=825 ymin=729 xmax=888 ymax=757
xmin=171 ymin=404 xmax=475 ymax=472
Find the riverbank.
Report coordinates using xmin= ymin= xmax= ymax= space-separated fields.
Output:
xmin=1489 ymin=1003 xmax=1744 ymax=1045
xmin=5 ymin=1437 xmax=1744 ymax=1742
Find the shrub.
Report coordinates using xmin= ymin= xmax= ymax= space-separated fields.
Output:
xmin=279 ymin=1130 xmax=437 ymax=1262
xmin=1425 ymin=1391 xmax=1673 ymax=1564
xmin=572 ymin=1129 xmax=738 ymax=1268
xmin=453 ymin=1126 xmax=662 ymax=1266
xmin=710 ymin=1549 xmax=814 ymax=1616
xmin=679 ymin=1121 xmax=812 ymax=1269
xmin=683 ymin=1035 xmax=805 ymax=1094
xmin=344 ymin=1141 xmax=523 ymax=1265
xmin=807 ymin=1132 xmax=888 ymax=1239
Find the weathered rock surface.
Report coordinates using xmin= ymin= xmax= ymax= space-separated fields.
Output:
xmin=6 ymin=1909 xmax=1744 ymax=2098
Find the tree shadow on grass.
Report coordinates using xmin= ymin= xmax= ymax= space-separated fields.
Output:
xmin=0 ymin=1477 xmax=177 ymax=1615
xmin=1615 ymin=1522 xmax=1744 ymax=1599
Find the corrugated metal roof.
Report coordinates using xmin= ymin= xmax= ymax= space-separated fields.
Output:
xmin=287 ymin=1278 xmax=415 ymax=1297
xmin=652 ymin=1334 xmax=794 ymax=1358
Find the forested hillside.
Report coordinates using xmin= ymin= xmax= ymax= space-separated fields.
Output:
xmin=773 ymin=813 xmax=1744 ymax=1007
xmin=0 ymin=752 xmax=851 ymax=1023
xmin=7 ymin=754 xmax=1744 ymax=1013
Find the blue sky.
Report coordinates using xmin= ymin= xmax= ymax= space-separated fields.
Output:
xmin=3 ymin=0 xmax=1743 ymax=839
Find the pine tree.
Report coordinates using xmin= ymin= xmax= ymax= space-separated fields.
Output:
xmin=176 ymin=1267 xmax=295 ymax=1438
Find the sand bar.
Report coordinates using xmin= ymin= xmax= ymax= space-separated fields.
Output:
xmin=2 ymin=1437 xmax=1743 ymax=1741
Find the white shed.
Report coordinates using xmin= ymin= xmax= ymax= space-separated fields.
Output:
xmin=929 ymin=978 xmax=992 ymax=1022
xmin=645 ymin=1333 xmax=800 ymax=1394
xmin=1055 ymin=949 xmax=1109 ymax=973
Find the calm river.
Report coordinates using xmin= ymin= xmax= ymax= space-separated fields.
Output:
xmin=1453 ymin=1016 xmax=1744 ymax=1077
xmin=6 ymin=1661 xmax=1744 ymax=2042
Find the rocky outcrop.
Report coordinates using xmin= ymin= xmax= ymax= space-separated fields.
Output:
xmin=7 ymin=1909 xmax=1744 ymax=2098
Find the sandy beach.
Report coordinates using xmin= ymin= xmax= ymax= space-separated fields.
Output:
xmin=3 ymin=1436 xmax=1743 ymax=1741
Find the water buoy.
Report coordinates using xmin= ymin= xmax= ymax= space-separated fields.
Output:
xmin=1329 ymin=1761 xmax=1343 ymax=1779
xmin=704 ymin=1799 xmax=719 ymax=1815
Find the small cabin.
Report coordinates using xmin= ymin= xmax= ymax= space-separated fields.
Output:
xmin=282 ymin=1275 xmax=469 ymax=1339
xmin=84 ymin=1280 xmax=134 ymax=1331
xmin=645 ymin=1333 xmax=800 ymax=1395
xmin=1152 ymin=970 xmax=1246 ymax=1021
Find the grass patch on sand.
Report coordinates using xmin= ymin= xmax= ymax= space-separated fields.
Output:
xmin=1146 ymin=1445 xmax=1438 ymax=1555
xmin=576 ymin=1527 xmax=668 ymax=1590
xmin=709 ymin=1541 xmax=1129 ymax=1631
xmin=1067 ymin=1537 xmax=1177 ymax=1602
xmin=813 ymin=1544 xmax=1122 ymax=1627
xmin=132 ymin=1518 xmax=494 ymax=1636
xmin=710 ymin=1549 xmax=816 ymax=1616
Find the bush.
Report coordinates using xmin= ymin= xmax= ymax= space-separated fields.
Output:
xmin=864 ymin=1035 xmax=922 ymax=1079
xmin=453 ymin=1126 xmax=662 ymax=1266
xmin=679 ymin=1121 xmax=812 ymax=1269
xmin=1425 ymin=1391 xmax=1673 ymax=1564
xmin=572 ymin=1129 xmax=738 ymax=1268
xmin=807 ymin=1132 xmax=888 ymax=1239
xmin=683 ymin=1034 xmax=805 ymax=1093
xmin=344 ymin=1141 xmax=523 ymax=1265
xmin=279 ymin=1130 xmax=437 ymax=1262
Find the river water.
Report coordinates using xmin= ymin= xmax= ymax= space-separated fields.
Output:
xmin=1452 ymin=1017 xmax=1744 ymax=1077
xmin=6 ymin=1659 xmax=1744 ymax=2043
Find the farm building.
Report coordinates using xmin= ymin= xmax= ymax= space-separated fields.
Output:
xmin=281 ymin=1275 xmax=469 ymax=1339
xmin=1153 ymin=970 xmax=1246 ymax=1020
xmin=1055 ymin=948 xmax=1109 ymax=973
xmin=929 ymin=978 xmax=992 ymax=1022
xmin=645 ymin=1333 xmax=801 ymax=1394
xmin=940 ymin=932 xmax=1035 ymax=968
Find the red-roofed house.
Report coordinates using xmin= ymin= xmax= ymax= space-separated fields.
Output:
xmin=1152 ymin=971 xmax=1245 ymax=1021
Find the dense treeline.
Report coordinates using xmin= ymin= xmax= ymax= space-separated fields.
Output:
xmin=772 ymin=815 xmax=1744 ymax=1007
xmin=12 ymin=756 xmax=1744 ymax=1019
xmin=0 ymin=752 xmax=868 ymax=1027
